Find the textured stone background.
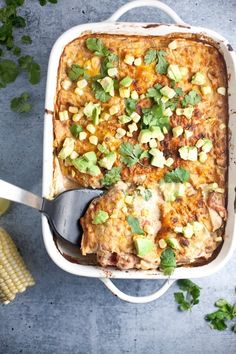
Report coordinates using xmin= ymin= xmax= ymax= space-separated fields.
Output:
xmin=0 ymin=0 xmax=236 ymax=353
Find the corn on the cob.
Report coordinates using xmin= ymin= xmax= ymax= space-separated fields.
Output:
xmin=0 ymin=228 xmax=35 ymax=305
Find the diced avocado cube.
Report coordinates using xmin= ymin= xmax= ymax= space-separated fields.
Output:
xmin=72 ymin=157 xmax=88 ymax=173
xmin=199 ymin=151 xmax=207 ymax=163
xmin=167 ymin=64 xmax=182 ymax=82
xmin=172 ymin=126 xmax=183 ymax=138
xmin=191 ymin=72 xmax=205 ymax=85
xmin=179 ymin=146 xmax=197 ymax=161
xmin=98 ymin=152 xmax=117 ymax=170
xmin=150 ymin=149 xmax=165 ymax=168
xmin=192 ymin=221 xmax=204 ymax=235
xmin=166 ymin=237 xmax=180 ymax=250
xmin=134 ymin=237 xmax=154 ymax=257
xmin=175 ymin=183 xmax=185 ymax=198
xmin=183 ymin=106 xmax=194 ymax=119
xmin=84 ymin=102 xmax=101 ymax=125
xmin=92 ymin=210 xmax=109 ymax=224
xmin=138 ymin=129 xmax=152 ymax=144
xmin=119 ymin=115 xmax=132 ymax=124
xmin=87 ymin=164 xmax=101 ymax=176
xmin=120 ymin=76 xmax=133 ymax=87
xmin=58 ymin=138 xmax=75 ymax=160
xmin=84 ymin=151 xmax=97 ymax=164
xmin=150 ymin=126 xmax=164 ymax=141
xmin=98 ymin=76 xmax=114 ymax=96
xmin=160 ymin=182 xmax=176 ymax=202
xmin=160 ymin=86 xmax=176 ymax=99
xmin=202 ymin=139 xmax=213 ymax=153
xmin=183 ymin=223 xmax=194 ymax=238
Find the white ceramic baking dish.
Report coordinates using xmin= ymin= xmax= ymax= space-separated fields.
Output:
xmin=43 ymin=0 xmax=236 ymax=303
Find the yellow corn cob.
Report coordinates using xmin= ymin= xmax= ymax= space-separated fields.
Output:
xmin=0 ymin=228 xmax=35 ymax=305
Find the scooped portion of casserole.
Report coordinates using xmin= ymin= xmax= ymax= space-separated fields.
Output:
xmin=54 ymin=34 xmax=228 ymax=273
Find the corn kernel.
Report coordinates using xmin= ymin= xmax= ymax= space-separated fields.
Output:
xmin=61 ymin=79 xmax=72 ymax=90
xmin=165 ymin=157 xmax=174 ymax=167
xmin=141 ymin=209 xmax=149 ymax=216
xmin=217 ymin=86 xmax=226 ymax=96
xmin=101 ymin=112 xmax=110 ymax=121
xmin=163 ymin=127 xmax=168 ymax=134
xmin=199 ymin=151 xmax=207 ymax=163
xmin=168 ymin=40 xmax=177 ymax=50
xmin=143 ymin=225 xmax=153 ymax=234
xmin=89 ymin=135 xmax=98 ymax=145
xmin=201 ymin=86 xmax=212 ymax=95
xmin=108 ymin=67 xmax=118 ymax=78
xmin=72 ymin=109 xmax=83 ymax=122
xmin=115 ymin=128 xmax=126 ymax=139
xmin=140 ymin=94 xmax=146 ymax=99
xmin=70 ymin=151 xmax=78 ymax=159
xmin=74 ymin=88 xmax=84 ymax=96
xmin=180 ymin=67 xmax=188 ymax=76
xmin=125 ymin=195 xmax=133 ymax=205
xmin=122 ymin=206 xmax=128 ymax=214
xmin=59 ymin=110 xmax=69 ymax=121
xmin=128 ymin=122 xmax=138 ymax=134
xmin=86 ymin=124 xmax=96 ymax=134
xmin=109 ymin=105 xmax=120 ymax=115
xmin=131 ymin=90 xmax=139 ymax=100
xmin=79 ymin=132 xmax=87 ymax=141
xmin=220 ymin=123 xmax=226 ymax=130
xmin=149 ymin=139 xmax=157 ymax=148
xmin=119 ymin=87 xmax=130 ymax=98
xmin=163 ymin=107 xmax=173 ymax=117
xmin=130 ymin=111 xmax=141 ymax=123
xmin=159 ymin=239 xmax=167 ymax=249
xmin=91 ymin=56 xmax=100 ymax=69
xmin=124 ymin=54 xmax=134 ymax=65
xmin=134 ymin=57 xmax=142 ymax=66
xmin=77 ymin=79 xmax=88 ymax=89
xmin=69 ymin=106 xmax=79 ymax=114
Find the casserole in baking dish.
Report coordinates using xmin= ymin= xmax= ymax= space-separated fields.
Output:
xmin=43 ymin=0 xmax=236 ymax=302
xmin=53 ymin=32 xmax=227 ymax=273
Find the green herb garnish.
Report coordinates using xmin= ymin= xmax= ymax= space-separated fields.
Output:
xmin=144 ymin=49 xmax=169 ymax=74
xmin=0 ymin=59 xmax=18 ymax=87
xmin=174 ymin=279 xmax=201 ymax=311
xmin=137 ymin=187 xmax=152 ymax=201
xmin=70 ymin=124 xmax=83 ymax=138
xmin=142 ymin=103 xmax=170 ymax=131
xmin=21 ymin=35 xmax=32 ymax=44
xmin=127 ymin=215 xmax=144 ymax=235
xmin=18 ymin=55 xmax=41 ymax=84
xmin=164 ymin=167 xmax=190 ymax=183
xmin=119 ymin=142 xmax=143 ymax=167
xmin=160 ymin=248 xmax=176 ymax=275
xmin=92 ymin=80 xmax=111 ymax=103
xmin=205 ymin=298 xmax=236 ymax=331
xmin=92 ymin=210 xmax=109 ymax=225
xmin=67 ymin=64 xmax=85 ymax=81
xmin=125 ymin=98 xmax=137 ymax=115
xmin=10 ymin=91 xmax=31 ymax=113
xmin=101 ymin=167 xmax=121 ymax=187
xmin=39 ymin=0 xmax=57 ymax=5
xmin=182 ymin=90 xmax=201 ymax=107
xmin=86 ymin=37 xmax=111 ymax=57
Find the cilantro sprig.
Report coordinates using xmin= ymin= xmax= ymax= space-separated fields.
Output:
xmin=127 ymin=215 xmax=144 ymax=235
xmin=142 ymin=103 xmax=170 ymax=131
xmin=10 ymin=91 xmax=31 ymax=113
xmin=39 ymin=0 xmax=58 ymax=5
xmin=174 ymin=279 xmax=201 ymax=311
xmin=0 ymin=59 xmax=18 ymax=87
xmin=101 ymin=167 xmax=121 ymax=187
xmin=67 ymin=64 xmax=86 ymax=81
xmin=18 ymin=55 xmax=41 ymax=84
xmin=160 ymin=248 xmax=176 ymax=275
xmin=182 ymin=90 xmax=201 ymax=107
xmin=119 ymin=142 xmax=143 ymax=167
xmin=164 ymin=167 xmax=190 ymax=183
xmin=144 ymin=49 xmax=169 ymax=74
xmin=205 ymin=298 xmax=236 ymax=331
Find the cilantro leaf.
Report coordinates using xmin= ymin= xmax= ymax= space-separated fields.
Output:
xmin=137 ymin=187 xmax=152 ymax=201
xmin=70 ymin=124 xmax=83 ymax=138
xmin=86 ymin=37 xmax=110 ymax=57
xmin=156 ymin=50 xmax=168 ymax=75
xmin=127 ymin=215 xmax=144 ymax=235
xmin=182 ymin=90 xmax=201 ymax=107
xmin=10 ymin=91 xmax=32 ymax=113
xmin=5 ymin=0 xmax=25 ymax=5
xmin=144 ymin=49 xmax=157 ymax=64
xmin=164 ymin=167 xmax=190 ymax=183
xmin=21 ymin=35 xmax=32 ymax=44
xmin=205 ymin=297 xmax=236 ymax=331
xmin=125 ymin=98 xmax=137 ymax=115
xmin=119 ymin=142 xmax=143 ymax=167
xmin=174 ymin=279 xmax=201 ymax=311
xmin=160 ymin=248 xmax=176 ymax=275
xmin=92 ymin=80 xmax=111 ymax=102
xmin=142 ymin=103 xmax=170 ymax=130
xmin=0 ymin=59 xmax=18 ymax=88
xmin=39 ymin=0 xmax=57 ymax=5
xmin=101 ymin=167 xmax=121 ymax=187
xmin=18 ymin=55 xmax=41 ymax=84
xmin=12 ymin=46 xmax=21 ymax=56
xmin=67 ymin=64 xmax=85 ymax=81
xmin=146 ymin=84 xmax=162 ymax=103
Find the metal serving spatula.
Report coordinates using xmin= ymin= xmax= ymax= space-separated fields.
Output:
xmin=0 ymin=179 xmax=103 ymax=245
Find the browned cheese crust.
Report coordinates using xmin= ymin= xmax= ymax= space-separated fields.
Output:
xmin=54 ymin=33 xmax=228 ymax=270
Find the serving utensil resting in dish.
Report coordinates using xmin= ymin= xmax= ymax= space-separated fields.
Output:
xmin=0 ymin=179 xmax=103 ymax=245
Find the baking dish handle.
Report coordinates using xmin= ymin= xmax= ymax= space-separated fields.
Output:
xmin=105 ymin=0 xmax=186 ymax=25
xmin=100 ymin=278 xmax=175 ymax=303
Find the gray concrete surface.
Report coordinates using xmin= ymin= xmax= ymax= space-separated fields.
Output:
xmin=0 ymin=0 xmax=236 ymax=353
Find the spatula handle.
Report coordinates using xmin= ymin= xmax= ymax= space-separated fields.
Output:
xmin=0 ymin=179 xmax=43 ymax=210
